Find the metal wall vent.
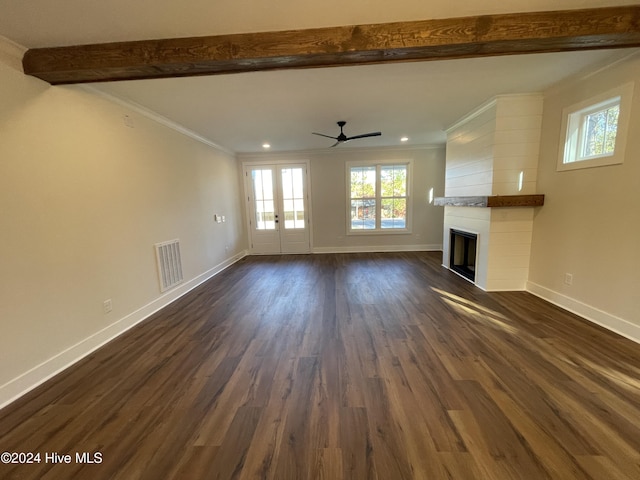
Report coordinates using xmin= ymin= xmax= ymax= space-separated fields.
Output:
xmin=154 ymin=239 xmax=184 ymax=292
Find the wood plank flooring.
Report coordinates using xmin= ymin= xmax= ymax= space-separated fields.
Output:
xmin=1 ymin=251 xmax=639 ymax=479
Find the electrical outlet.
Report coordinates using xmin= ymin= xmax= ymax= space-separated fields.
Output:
xmin=564 ymin=273 xmax=573 ymax=286
xmin=221 ymin=216 xmax=226 ymax=223
xmin=103 ymin=299 xmax=113 ymax=314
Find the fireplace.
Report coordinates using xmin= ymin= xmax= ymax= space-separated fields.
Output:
xmin=449 ymin=229 xmax=477 ymax=282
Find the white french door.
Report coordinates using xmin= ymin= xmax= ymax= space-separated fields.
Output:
xmin=244 ymin=163 xmax=310 ymax=254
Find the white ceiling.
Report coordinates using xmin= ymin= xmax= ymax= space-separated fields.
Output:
xmin=2 ymin=0 xmax=634 ymax=48
xmin=1 ymin=0 xmax=638 ymax=153
xmin=90 ymin=50 xmax=635 ymax=153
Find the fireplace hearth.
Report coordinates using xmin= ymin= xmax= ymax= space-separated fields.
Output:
xmin=450 ymin=229 xmax=477 ymax=282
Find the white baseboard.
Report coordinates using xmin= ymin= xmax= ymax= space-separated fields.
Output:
xmin=0 ymin=250 xmax=248 ymax=410
xmin=312 ymin=244 xmax=442 ymax=254
xmin=526 ymin=281 xmax=640 ymax=344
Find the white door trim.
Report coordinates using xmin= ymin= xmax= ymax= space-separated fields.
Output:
xmin=242 ymin=159 xmax=313 ymax=254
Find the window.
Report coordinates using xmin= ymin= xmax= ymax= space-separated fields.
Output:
xmin=348 ymin=161 xmax=411 ymax=233
xmin=558 ymin=83 xmax=633 ymax=171
xmin=580 ymin=101 xmax=619 ymax=159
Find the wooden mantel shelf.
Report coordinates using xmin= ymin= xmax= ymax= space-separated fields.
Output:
xmin=434 ymin=194 xmax=545 ymax=208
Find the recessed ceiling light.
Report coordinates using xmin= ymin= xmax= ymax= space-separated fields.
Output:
xmin=262 ymin=143 xmax=271 ymax=149
xmin=401 ymin=136 xmax=409 ymax=142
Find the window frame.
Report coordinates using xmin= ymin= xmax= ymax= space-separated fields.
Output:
xmin=557 ymin=82 xmax=634 ymax=171
xmin=346 ymin=159 xmax=412 ymax=235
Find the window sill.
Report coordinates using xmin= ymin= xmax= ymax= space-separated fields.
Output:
xmin=557 ymin=155 xmax=623 ymax=171
xmin=347 ymin=229 xmax=412 ymax=236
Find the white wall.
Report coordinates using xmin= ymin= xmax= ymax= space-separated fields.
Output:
xmin=0 ymin=51 xmax=248 ymax=407
xmin=239 ymin=146 xmax=446 ymax=253
xmin=528 ymin=51 xmax=640 ymax=342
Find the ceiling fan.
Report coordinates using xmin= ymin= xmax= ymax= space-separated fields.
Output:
xmin=313 ymin=121 xmax=381 ymax=147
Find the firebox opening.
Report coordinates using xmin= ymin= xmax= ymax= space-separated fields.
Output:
xmin=450 ymin=229 xmax=477 ymax=282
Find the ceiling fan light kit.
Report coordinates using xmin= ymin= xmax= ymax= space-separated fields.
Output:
xmin=313 ymin=121 xmax=381 ymax=147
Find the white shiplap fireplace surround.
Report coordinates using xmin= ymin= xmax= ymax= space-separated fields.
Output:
xmin=440 ymin=94 xmax=544 ymax=291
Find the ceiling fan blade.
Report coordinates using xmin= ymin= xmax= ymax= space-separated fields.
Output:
xmin=346 ymin=132 xmax=382 ymax=141
xmin=312 ymin=132 xmax=338 ymax=140
xmin=313 ymin=122 xmax=381 ymax=148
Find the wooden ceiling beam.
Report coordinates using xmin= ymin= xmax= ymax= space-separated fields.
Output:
xmin=22 ymin=6 xmax=640 ymax=85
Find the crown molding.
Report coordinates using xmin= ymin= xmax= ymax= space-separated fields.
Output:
xmin=445 ymin=97 xmax=499 ymax=134
xmin=544 ymin=48 xmax=640 ymax=97
xmin=0 ymin=35 xmax=27 ymax=73
xmin=79 ymin=85 xmax=235 ymax=156
xmin=445 ymin=93 xmax=544 ymax=134
xmin=237 ymin=143 xmax=444 ymax=160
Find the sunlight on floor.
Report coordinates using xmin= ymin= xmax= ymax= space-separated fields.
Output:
xmin=580 ymin=356 xmax=640 ymax=392
xmin=433 ymin=287 xmax=519 ymax=335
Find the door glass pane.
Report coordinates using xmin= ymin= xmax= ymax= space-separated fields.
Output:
xmin=292 ymin=168 xmax=304 ymax=198
xmin=294 ymin=199 xmax=305 ymax=225
xmin=283 ymin=199 xmax=294 ymax=226
xmin=252 ymin=169 xmax=275 ymax=230
xmin=281 ymin=168 xmax=305 ymax=229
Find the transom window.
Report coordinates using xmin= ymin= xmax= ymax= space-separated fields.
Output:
xmin=348 ymin=161 xmax=411 ymax=233
xmin=558 ymin=83 xmax=633 ymax=171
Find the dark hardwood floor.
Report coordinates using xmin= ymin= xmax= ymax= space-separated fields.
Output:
xmin=1 ymin=252 xmax=639 ymax=479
